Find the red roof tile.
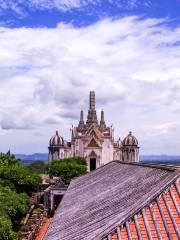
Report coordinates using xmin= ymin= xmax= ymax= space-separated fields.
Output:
xmin=35 ymin=219 xmax=52 ymax=240
xmin=110 ymin=181 xmax=180 ymax=240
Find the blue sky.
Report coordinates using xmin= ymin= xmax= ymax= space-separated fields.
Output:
xmin=1 ymin=0 xmax=180 ymax=28
xmin=0 ymin=0 xmax=180 ymax=155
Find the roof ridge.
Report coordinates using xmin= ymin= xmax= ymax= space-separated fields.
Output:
xmin=113 ymin=160 xmax=179 ymax=171
xmin=71 ymin=160 xmax=178 ymax=185
xmin=98 ymin=170 xmax=180 ymax=240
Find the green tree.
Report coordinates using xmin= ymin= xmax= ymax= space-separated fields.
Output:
xmin=67 ymin=156 xmax=87 ymax=166
xmin=27 ymin=160 xmax=46 ymax=174
xmin=45 ymin=157 xmax=87 ymax=184
xmin=0 ymin=215 xmax=14 ymax=240
xmin=0 ymin=152 xmax=41 ymax=193
xmin=0 ymin=185 xmax=29 ymax=239
xmin=0 ymin=152 xmax=42 ymax=239
xmin=0 ymin=152 xmax=18 ymax=165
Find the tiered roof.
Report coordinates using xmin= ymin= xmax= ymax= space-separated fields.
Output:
xmin=73 ymin=91 xmax=112 ymax=140
xmin=44 ymin=161 xmax=180 ymax=240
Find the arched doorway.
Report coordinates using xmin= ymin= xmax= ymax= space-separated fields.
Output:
xmin=90 ymin=158 xmax=96 ymax=171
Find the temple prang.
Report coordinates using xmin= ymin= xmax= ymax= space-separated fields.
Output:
xmin=48 ymin=91 xmax=139 ymax=171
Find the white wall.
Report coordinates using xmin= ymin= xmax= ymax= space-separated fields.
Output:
xmin=101 ymin=138 xmax=114 ymax=165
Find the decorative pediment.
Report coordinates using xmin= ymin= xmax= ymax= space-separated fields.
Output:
xmin=88 ymin=138 xmax=99 ymax=147
xmin=88 ymin=150 xmax=97 ymax=157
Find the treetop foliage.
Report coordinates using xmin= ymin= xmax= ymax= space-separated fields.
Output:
xmin=27 ymin=160 xmax=46 ymax=174
xmin=0 ymin=152 xmax=41 ymax=193
xmin=0 ymin=152 xmax=18 ymax=165
xmin=45 ymin=156 xmax=87 ymax=184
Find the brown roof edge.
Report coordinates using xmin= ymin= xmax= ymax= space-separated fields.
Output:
xmin=98 ymin=170 xmax=180 ymax=240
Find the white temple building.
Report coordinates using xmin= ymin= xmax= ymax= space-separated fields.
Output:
xmin=48 ymin=91 xmax=139 ymax=171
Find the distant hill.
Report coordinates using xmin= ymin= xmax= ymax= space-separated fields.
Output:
xmin=140 ymin=155 xmax=180 ymax=165
xmin=15 ymin=153 xmax=48 ymax=165
xmin=15 ymin=153 xmax=180 ymax=165
xmin=140 ymin=155 xmax=180 ymax=161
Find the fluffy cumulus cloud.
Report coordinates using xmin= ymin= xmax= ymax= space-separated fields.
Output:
xmin=0 ymin=16 xmax=180 ymax=154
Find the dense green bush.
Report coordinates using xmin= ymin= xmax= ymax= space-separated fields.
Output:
xmin=0 ymin=152 xmax=42 ymax=239
xmin=0 ymin=216 xmax=15 ymax=240
xmin=45 ymin=157 xmax=87 ymax=184
xmin=0 ymin=186 xmax=29 ymax=239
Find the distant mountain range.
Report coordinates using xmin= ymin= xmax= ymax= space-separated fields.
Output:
xmin=15 ymin=153 xmax=180 ymax=165
xmin=15 ymin=153 xmax=48 ymax=165
xmin=140 ymin=155 xmax=180 ymax=161
xmin=140 ymin=155 xmax=180 ymax=165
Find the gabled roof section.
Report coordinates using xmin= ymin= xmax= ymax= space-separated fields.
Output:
xmin=87 ymin=138 xmax=100 ymax=148
xmin=44 ymin=161 xmax=180 ymax=240
xmin=88 ymin=150 xmax=97 ymax=157
xmin=86 ymin=125 xmax=103 ymax=139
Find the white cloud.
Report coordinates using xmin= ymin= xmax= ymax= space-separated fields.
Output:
xmin=109 ymin=0 xmax=152 ymax=9
xmin=144 ymin=122 xmax=180 ymax=136
xmin=28 ymin=0 xmax=99 ymax=11
xmin=0 ymin=16 xmax=180 ymax=154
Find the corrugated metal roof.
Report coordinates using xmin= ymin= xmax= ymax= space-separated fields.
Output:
xmin=44 ymin=161 xmax=180 ymax=240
